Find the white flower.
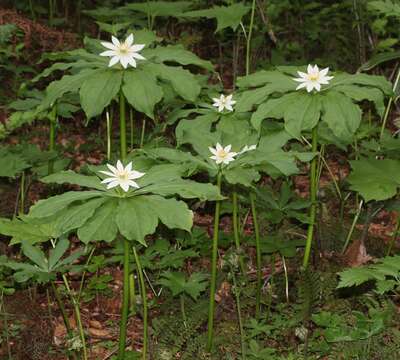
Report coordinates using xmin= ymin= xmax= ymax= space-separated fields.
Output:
xmin=238 ymin=144 xmax=257 ymax=155
xmin=209 ymin=143 xmax=237 ymax=165
xmin=100 ymin=34 xmax=145 ymax=69
xmin=293 ymin=64 xmax=334 ymax=92
xmin=212 ymin=94 xmax=236 ymax=112
xmin=100 ymin=160 xmax=145 ymax=192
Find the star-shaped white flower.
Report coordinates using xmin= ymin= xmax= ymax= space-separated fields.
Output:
xmin=212 ymin=94 xmax=236 ymax=112
xmin=209 ymin=143 xmax=237 ymax=165
xmin=293 ymin=64 xmax=334 ymax=92
xmin=238 ymin=144 xmax=257 ymax=155
xmin=100 ymin=160 xmax=145 ymax=192
xmin=100 ymin=34 xmax=145 ymax=69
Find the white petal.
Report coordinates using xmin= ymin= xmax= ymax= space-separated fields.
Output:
xmin=306 ymin=83 xmax=314 ymax=92
xmin=209 ymin=147 xmax=218 ymax=155
xmin=125 ymin=33 xmax=134 ymax=47
xmin=125 ymin=162 xmax=132 ymax=172
xmin=126 ymin=180 xmax=140 ymax=188
xmin=307 ymin=64 xmax=313 ymax=73
xmin=230 ymin=100 xmax=237 ymax=105
xmin=131 ymin=44 xmax=145 ymax=52
xmin=101 ymin=177 xmax=117 ymax=184
xmin=296 ymin=82 xmax=307 ymax=90
xmin=128 ymin=57 xmax=137 ymax=68
xmin=120 ymin=182 xmax=130 ymax=192
xmin=101 ymin=41 xmax=116 ymax=50
xmin=314 ymin=83 xmax=321 ymax=92
xmin=100 ymin=50 xmax=116 ymax=57
xmin=128 ymin=170 xmax=145 ymax=179
xmin=111 ymin=36 xmax=120 ymax=46
xmin=100 ymin=170 xmax=116 ymax=177
xmin=120 ymin=56 xmax=130 ymax=69
xmin=116 ymin=160 xmax=124 ymax=172
xmin=108 ymin=56 xmax=120 ymax=67
xmin=106 ymin=164 xmax=117 ymax=174
xmin=225 ymin=104 xmax=233 ymax=111
xmin=216 ymin=143 xmax=223 ymax=151
xmin=131 ymin=52 xmax=146 ymax=60
xmin=218 ymin=104 xmax=224 ymax=112
xmin=107 ymin=180 xmax=120 ymax=189
xmin=319 ymin=67 xmax=329 ymax=76
xmin=225 ymin=144 xmax=232 ymax=152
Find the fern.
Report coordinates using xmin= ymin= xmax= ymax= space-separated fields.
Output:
xmin=297 ymin=269 xmax=321 ymax=321
xmin=337 ymin=255 xmax=400 ymax=294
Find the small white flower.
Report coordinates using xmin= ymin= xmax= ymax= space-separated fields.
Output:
xmin=212 ymin=94 xmax=236 ymax=112
xmin=100 ymin=34 xmax=145 ymax=69
xmin=238 ymin=144 xmax=257 ymax=155
xmin=293 ymin=64 xmax=334 ymax=92
xmin=100 ymin=160 xmax=145 ymax=192
xmin=209 ymin=143 xmax=237 ymax=165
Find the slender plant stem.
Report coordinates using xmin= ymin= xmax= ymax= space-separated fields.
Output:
xmin=387 ymin=215 xmax=400 ymax=255
xmin=282 ymin=255 xmax=289 ymax=303
xmin=1 ymin=292 xmax=12 ymax=360
xmin=129 ymin=272 xmax=137 ymax=315
xmin=341 ymin=200 xmax=364 ymax=254
xmin=106 ymin=111 xmax=112 ymax=160
xmin=19 ymin=171 xmax=25 ymax=214
xmin=180 ymin=294 xmax=187 ymax=327
xmin=77 ymin=246 xmax=96 ymax=302
xmin=61 ymin=275 xmax=88 ymax=360
xmin=130 ymin=108 xmax=134 ymax=150
xmin=133 ymin=247 xmax=148 ymax=360
xmin=380 ymin=66 xmax=400 ymax=140
xmin=119 ymin=92 xmax=127 ymax=158
xmin=118 ymin=238 xmax=131 ymax=359
xmin=48 ymin=116 xmax=56 ymax=174
xmin=232 ymin=192 xmax=246 ymax=275
xmin=49 ymin=0 xmax=54 ymax=26
xmin=207 ymin=172 xmax=223 ymax=352
xmin=28 ymin=0 xmax=36 ymax=20
xmin=140 ymin=118 xmax=146 ymax=148
xmin=245 ymin=0 xmax=257 ymax=75
xmin=230 ymin=269 xmax=246 ymax=360
xmin=303 ymin=126 xmax=318 ymax=269
xmin=250 ymin=192 xmax=262 ymax=319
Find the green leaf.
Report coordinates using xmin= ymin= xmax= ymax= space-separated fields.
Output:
xmin=122 ymin=69 xmax=163 ymax=118
xmin=21 ymin=242 xmax=48 ymax=270
xmin=224 ymin=167 xmax=260 ymax=186
xmin=49 ymin=237 xmax=69 ymax=269
xmin=183 ymin=3 xmax=250 ymax=32
xmin=146 ymin=44 xmax=213 ymax=70
xmin=347 ymin=159 xmax=400 ymax=201
xmin=358 ymin=50 xmax=400 ymax=72
xmin=146 ymin=63 xmax=200 ymax=102
xmin=29 ymin=191 xmax=103 ymax=218
xmin=145 ymin=195 xmax=193 ymax=232
xmin=158 ymin=271 xmax=208 ymax=299
xmin=0 ymin=149 xmax=30 ymax=178
xmin=284 ymin=94 xmax=321 ymax=138
xmin=116 ymin=197 xmax=158 ymax=245
xmin=41 ymin=170 xmax=106 ymax=190
xmin=77 ymin=198 xmax=118 ymax=243
xmin=80 ymin=69 xmax=122 ymax=119
xmin=123 ymin=1 xmax=192 ymax=17
xmin=42 ymin=69 xmax=100 ymax=109
xmin=321 ymin=91 xmax=361 ymax=142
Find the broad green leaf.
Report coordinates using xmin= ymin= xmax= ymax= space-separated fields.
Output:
xmin=321 ymin=91 xmax=361 ymax=142
xmin=251 ymin=93 xmax=298 ymax=131
xmin=146 ymin=44 xmax=213 ymax=70
xmin=80 ymin=69 xmax=122 ymax=119
xmin=158 ymin=271 xmax=208 ymax=299
xmin=29 ymin=191 xmax=103 ymax=218
xmin=54 ymin=197 xmax=106 ymax=234
xmin=284 ymin=94 xmax=321 ymax=138
xmin=41 ymin=170 xmax=106 ymax=190
xmin=146 ymin=63 xmax=200 ymax=101
xmin=116 ymin=196 xmax=158 ymax=245
xmin=21 ymin=242 xmax=48 ymax=270
xmin=145 ymin=195 xmax=193 ymax=232
xmin=358 ymin=50 xmax=400 ymax=72
xmin=183 ymin=3 xmax=250 ymax=32
xmin=224 ymin=167 xmax=260 ymax=186
xmin=0 ymin=149 xmax=29 ymax=178
xmin=78 ymin=198 xmax=118 ymax=243
xmin=49 ymin=237 xmax=69 ymax=269
xmin=42 ymin=69 xmax=100 ymax=109
xmin=122 ymin=69 xmax=163 ymax=118
xmin=123 ymin=1 xmax=192 ymax=17
xmin=347 ymin=158 xmax=400 ymax=201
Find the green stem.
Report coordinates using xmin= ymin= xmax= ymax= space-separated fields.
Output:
xmin=1 ymin=292 xmax=12 ymax=360
xmin=49 ymin=0 xmax=54 ymax=26
xmin=119 ymin=92 xmax=127 ymax=159
xmin=231 ymin=269 xmax=246 ymax=360
xmin=387 ymin=215 xmax=400 ymax=256
xmin=232 ymin=192 xmax=246 ymax=275
xmin=29 ymin=0 xmax=36 ymax=20
xmin=380 ymin=66 xmax=400 ymax=140
xmin=130 ymin=108 xmax=134 ymax=150
xmin=48 ymin=117 xmax=56 ymax=174
xmin=303 ymin=126 xmax=318 ymax=269
xmin=129 ymin=273 xmax=137 ymax=315
xmin=341 ymin=200 xmax=364 ymax=254
xmin=207 ymin=172 xmax=223 ymax=352
xmin=106 ymin=111 xmax=112 ymax=160
xmin=61 ymin=275 xmax=88 ymax=360
xmin=77 ymin=246 xmax=96 ymax=302
xmin=180 ymin=294 xmax=187 ymax=327
xmin=133 ymin=247 xmax=148 ymax=360
xmin=140 ymin=118 xmax=146 ymax=148
xmin=19 ymin=171 xmax=25 ymax=214
xmin=245 ymin=0 xmax=257 ymax=75
xmin=250 ymin=192 xmax=261 ymax=319
xmin=118 ymin=238 xmax=131 ymax=359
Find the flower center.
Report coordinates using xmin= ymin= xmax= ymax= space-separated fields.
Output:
xmin=309 ymin=73 xmax=319 ymax=81
xmin=217 ymin=150 xmax=228 ymax=159
xmin=117 ymin=171 xmax=129 ymax=181
xmin=118 ymin=45 xmax=129 ymax=55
